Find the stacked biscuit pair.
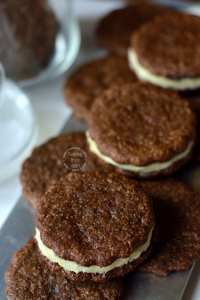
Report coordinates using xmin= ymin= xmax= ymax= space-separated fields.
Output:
xmin=7 ymin=151 xmax=200 ymax=300
xmin=5 ymin=2 xmax=200 ymax=300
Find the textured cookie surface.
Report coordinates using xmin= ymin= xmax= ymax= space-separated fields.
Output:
xmin=140 ymin=180 xmax=200 ymax=276
xmin=88 ymin=83 xmax=196 ymax=166
xmin=132 ymin=12 xmax=200 ymax=78
xmin=96 ymin=3 xmax=170 ymax=54
xmin=37 ymin=172 xmax=154 ymax=281
xmin=21 ymin=132 xmax=112 ymax=208
xmin=64 ymin=55 xmax=137 ymax=120
xmin=179 ymin=91 xmax=200 ymax=163
xmin=6 ymin=240 xmax=123 ymax=300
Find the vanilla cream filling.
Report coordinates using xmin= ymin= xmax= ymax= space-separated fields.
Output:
xmin=87 ymin=132 xmax=193 ymax=176
xmin=128 ymin=49 xmax=200 ymax=90
xmin=36 ymin=227 xmax=153 ymax=274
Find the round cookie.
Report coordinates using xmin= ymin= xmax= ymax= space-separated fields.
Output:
xmin=6 ymin=239 xmax=124 ymax=300
xmin=21 ymin=132 xmax=112 ymax=209
xmin=36 ymin=172 xmax=155 ymax=282
xmin=96 ymin=3 xmax=170 ymax=54
xmin=87 ymin=83 xmax=196 ymax=177
xmin=0 ymin=0 xmax=58 ymax=81
xmin=139 ymin=180 xmax=200 ymax=276
xmin=129 ymin=11 xmax=200 ymax=90
xmin=64 ymin=55 xmax=137 ymax=120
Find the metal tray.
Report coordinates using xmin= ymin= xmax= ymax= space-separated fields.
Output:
xmin=0 ymin=116 xmax=195 ymax=300
xmin=153 ymin=0 xmax=199 ymax=9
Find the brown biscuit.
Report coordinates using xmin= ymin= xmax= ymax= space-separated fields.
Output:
xmin=179 ymin=91 xmax=200 ymax=163
xmin=0 ymin=0 xmax=58 ymax=80
xmin=21 ymin=132 xmax=112 ymax=209
xmin=6 ymin=239 xmax=124 ymax=300
xmin=88 ymin=83 xmax=196 ymax=176
xmin=37 ymin=172 xmax=154 ymax=282
xmin=132 ymin=11 xmax=200 ymax=78
xmin=139 ymin=180 xmax=200 ymax=276
xmin=96 ymin=3 xmax=170 ymax=54
xmin=190 ymin=98 xmax=200 ymax=162
xmin=64 ymin=55 xmax=137 ymax=120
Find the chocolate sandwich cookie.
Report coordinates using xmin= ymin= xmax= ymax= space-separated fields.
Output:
xmin=87 ymin=83 xmax=196 ymax=177
xmin=36 ymin=172 xmax=155 ymax=282
xmin=96 ymin=3 xmax=170 ymax=54
xmin=6 ymin=239 xmax=123 ymax=300
xmin=64 ymin=55 xmax=137 ymax=120
xmin=178 ymin=91 xmax=200 ymax=163
xmin=21 ymin=132 xmax=112 ymax=209
xmin=189 ymin=97 xmax=200 ymax=163
xmin=129 ymin=11 xmax=200 ymax=90
xmin=139 ymin=180 xmax=200 ymax=276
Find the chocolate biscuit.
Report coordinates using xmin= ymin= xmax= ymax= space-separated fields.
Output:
xmin=179 ymin=91 xmax=200 ymax=163
xmin=88 ymin=83 xmax=196 ymax=177
xmin=131 ymin=12 xmax=200 ymax=79
xmin=64 ymin=55 xmax=137 ymax=120
xmin=21 ymin=132 xmax=112 ymax=209
xmin=140 ymin=180 xmax=200 ymax=276
xmin=191 ymin=99 xmax=200 ymax=162
xmin=191 ymin=107 xmax=200 ymax=163
xmin=96 ymin=3 xmax=170 ymax=54
xmin=36 ymin=172 xmax=154 ymax=282
xmin=6 ymin=239 xmax=124 ymax=300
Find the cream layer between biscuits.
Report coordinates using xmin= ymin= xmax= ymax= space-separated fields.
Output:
xmin=35 ymin=227 xmax=153 ymax=274
xmin=87 ymin=132 xmax=193 ymax=177
xmin=128 ymin=49 xmax=200 ymax=90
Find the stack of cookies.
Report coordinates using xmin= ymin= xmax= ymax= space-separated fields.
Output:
xmin=5 ymin=1 xmax=200 ymax=299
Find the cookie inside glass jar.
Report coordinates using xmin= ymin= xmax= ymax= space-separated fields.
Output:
xmin=0 ymin=0 xmax=58 ymax=81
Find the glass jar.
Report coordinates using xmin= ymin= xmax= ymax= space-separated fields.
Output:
xmin=0 ymin=0 xmax=80 ymax=86
xmin=0 ymin=66 xmax=37 ymax=182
